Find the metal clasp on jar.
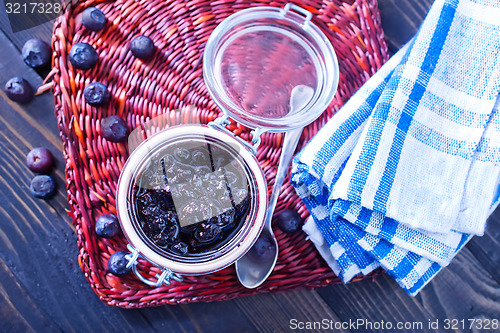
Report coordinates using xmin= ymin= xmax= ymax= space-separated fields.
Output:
xmin=282 ymin=3 xmax=313 ymax=27
xmin=208 ymin=115 xmax=263 ymax=155
xmin=125 ymin=244 xmax=183 ymax=287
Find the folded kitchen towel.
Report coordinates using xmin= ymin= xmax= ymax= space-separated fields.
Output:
xmin=291 ymin=0 xmax=500 ymax=295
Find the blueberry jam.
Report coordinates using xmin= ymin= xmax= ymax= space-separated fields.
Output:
xmin=133 ymin=141 xmax=251 ymax=256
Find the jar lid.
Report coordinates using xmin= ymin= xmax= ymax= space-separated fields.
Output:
xmin=203 ymin=4 xmax=339 ymax=131
xmin=116 ymin=125 xmax=267 ymax=275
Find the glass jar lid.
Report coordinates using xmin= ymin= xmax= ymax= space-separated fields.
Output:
xmin=203 ymin=4 xmax=339 ymax=131
xmin=116 ymin=125 xmax=267 ymax=275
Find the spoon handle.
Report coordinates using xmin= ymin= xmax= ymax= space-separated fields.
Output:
xmin=265 ymin=127 xmax=303 ymax=227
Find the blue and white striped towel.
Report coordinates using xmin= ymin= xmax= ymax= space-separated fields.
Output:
xmin=291 ymin=0 xmax=500 ymax=296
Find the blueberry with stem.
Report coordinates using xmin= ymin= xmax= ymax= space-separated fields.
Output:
xmin=22 ymin=39 xmax=51 ymax=69
xmin=4 ymin=77 xmax=34 ymax=104
xmin=100 ymin=115 xmax=128 ymax=142
xmin=30 ymin=175 xmax=56 ymax=199
xmin=84 ymin=82 xmax=110 ymax=106
xmin=108 ymin=251 xmax=131 ymax=277
xmin=82 ymin=7 xmax=106 ymax=31
xmin=247 ymin=233 xmax=276 ymax=262
xmin=26 ymin=147 xmax=54 ymax=173
xmin=69 ymin=42 xmax=98 ymax=70
xmin=130 ymin=36 xmax=155 ymax=60
xmin=277 ymin=209 xmax=302 ymax=234
xmin=95 ymin=214 xmax=120 ymax=238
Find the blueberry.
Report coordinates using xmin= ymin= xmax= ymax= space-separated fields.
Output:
xmin=107 ymin=251 xmax=131 ymax=277
xmin=176 ymin=168 xmax=194 ymax=182
xmin=194 ymin=222 xmax=221 ymax=244
xmin=277 ymin=209 xmax=302 ymax=234
xmin=95 ymin=214 xmax=120 ymax=238
xmin=247 ymin=233 xmax=276 ymax=262
xmin=26 ymin=147 xmax=54 ymax=173
xmin=100 ymin=115 xmax=128 ymax=142
xmin=22 ymin=39 xmax=51 ymax=69
xmin=192 ymin=150 xmax=209 ymax=166
xmin=84 ymin=82 xmax=110 ymax=106
xmin=163 ymin=222 xmax=180 ymax=242
xmin=69 ymin=42 xmax=98 ymax=70
xmin=173 ymin=147 xmax=191 ymax=163
xmin=130 ymin=36 xmax=155 ymax=60
xmin=215 ymin=208 xmax=236 ymax=227
xmin=162 ymin=154 xmax=175 ymax=168
xmin=30 ymin=175 xmax=56 ymax=199
xmin=82 ymin=7 xmax=106 ymax=31
xmin=4 ymin=77 xmax=34 ymax=104
xmin=170 ymin=241 xmax=188 ymax=255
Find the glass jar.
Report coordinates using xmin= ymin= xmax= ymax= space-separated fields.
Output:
xmin=203 ymin=3 xmax=339 ymax=130
xmin=116 ymin=125 xmax=267 ymax=284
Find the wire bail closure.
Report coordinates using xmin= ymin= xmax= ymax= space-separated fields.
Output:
xmin=125 ymin=244 xmax=183 ymax=287
xmin=208 ymin=115 xmax=263 ymax=155
xmin=282 ymin=3 xmax=312 ymax=27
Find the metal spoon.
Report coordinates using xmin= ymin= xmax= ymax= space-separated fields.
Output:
xmin=236 ymin=85 xmax=314 ymax=288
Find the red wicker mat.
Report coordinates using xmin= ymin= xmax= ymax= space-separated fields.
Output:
xmin=51 ymin=0 xmax=389 ymax=308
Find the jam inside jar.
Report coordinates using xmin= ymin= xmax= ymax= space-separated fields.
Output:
xmin=132 ymin=139 xmax=251 ymax=257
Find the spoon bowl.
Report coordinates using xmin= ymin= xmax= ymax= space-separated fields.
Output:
xmin=235 ymin=85 xmax=313 ymax=288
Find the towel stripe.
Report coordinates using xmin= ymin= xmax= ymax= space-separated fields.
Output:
xmin=373 ymin=1 xmax=458 ymax=214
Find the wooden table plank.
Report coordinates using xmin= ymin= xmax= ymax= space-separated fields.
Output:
xmin=378 ymin=0 xmax=434 ymax=54
xmin=0 ymin=90 xmax=156 ymax=331
xmin=0 ymin=257 xmax=54 ymax=333
xmin=233 ymin=289 xmax=350 ymax=333
xmin=466 ymin=211 xmax=500 ymax=285
xmin=419 ymin=245 xmax=500 ymax=329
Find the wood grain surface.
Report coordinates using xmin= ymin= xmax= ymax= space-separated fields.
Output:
xmin=1 ymin=0 xmax=499 ymax=332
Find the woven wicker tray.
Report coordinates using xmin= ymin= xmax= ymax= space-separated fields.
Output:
xmin=51 ymin=0 xmax=388 ymax=308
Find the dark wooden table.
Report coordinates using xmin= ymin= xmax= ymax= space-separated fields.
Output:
xmin=2 ymin=1 xmax=500 ymax=332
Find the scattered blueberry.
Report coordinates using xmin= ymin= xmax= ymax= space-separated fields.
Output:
xmin=4 ymin=77 xmax=34 ymax=104
xmin=30 ymin=175 xmax=56 ymax=199
xmin=247 ymin=233 xmax=276 ymax=262
xmin=107 ymin=251 xmax=131 ymax=277
xmin=100 ymin=115 xmax=128 ymax=142
xmin=84 ymin=82 xmax=110 ymax=106
xmin=130 ymin=36 xmax=155 ymax=60
xmin=277 ymin=209 xmax=302 ymax=234
xmin=69 ymin=42 xmax=98 ymax=70
xmin=22 ymin=39 xmax=51 ymax=69
xmin=26 ymin=147 xmax=54 ymax=173
xmin=95 ymin=214 xmax=120 ymax=238
xmin=82 ymin=7 xmax=106 ymax=31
